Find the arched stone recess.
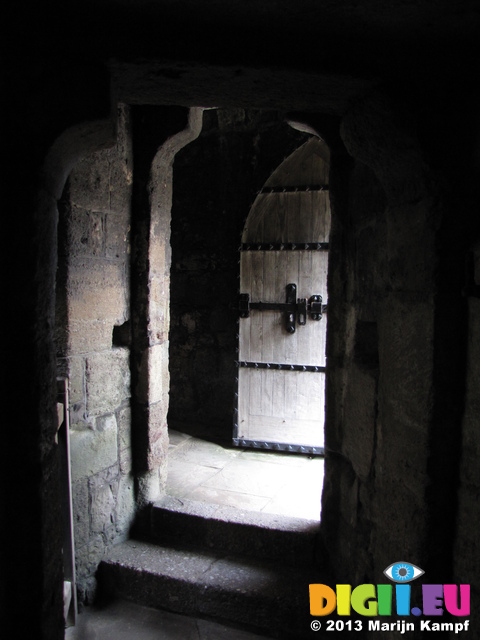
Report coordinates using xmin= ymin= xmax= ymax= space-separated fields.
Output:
xmin=31 ymin=114 xmax=116 ymax=631
xmin=54 ymin=106 xmax=203 ymax=605
xmin=54 ymin=106 xmax=137 ymax=605
xmin=130 ymin=107 xmax=203 ymax=510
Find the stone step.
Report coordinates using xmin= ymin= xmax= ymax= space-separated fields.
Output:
xmin=148 ymin=495 xmax=320 ymax=566
xmin=99 ymin=539 xmax=327 ymax=639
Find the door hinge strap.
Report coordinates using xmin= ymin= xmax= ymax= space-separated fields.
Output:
xmin=237 ymin=361 xmax=326 ymax=373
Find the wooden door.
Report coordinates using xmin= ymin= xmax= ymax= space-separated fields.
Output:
xmin=234 ymin=138 xmax=330 ymax=454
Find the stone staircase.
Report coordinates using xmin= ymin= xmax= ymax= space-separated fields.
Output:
xmin=98 ymin=495 xmax=329 ymax=639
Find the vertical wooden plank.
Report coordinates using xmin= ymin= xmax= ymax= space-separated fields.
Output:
xmin=237 ymin=367 xmax=250 ymax=439
xmin=261 ymin=368 xmax=273 ymax=418
xmin=249 ymin=369 xmax=263 ymax=438
xmin=249 ymin=250 xmax=264 ymax=362
xmin=312 ymin=251 xmax=328 ymax=367
xmin=296 ymin=191 xmax=310 ymax=242
xmin=262 ymin=193 xmax=284 ymax=243
xmin=324 ymin=194 xmax=331 ymax=241
xmin=272 ymin=251 xmax=287 ymax=426
xmin=261 ymin=250 xmax=276 ymax=416
xmin=285 ymin=249 xmax=299 ymax=365
xmin=297 ymin=251 xmax=312 ymax=365
xmin=284 ymin=370 xmax=298 ymax=420
xmin=272 ymin=250 xmax=287 ymax=364
xmin=272 ymin=368 xmax=285 ymax=422
xmin=262 ymin=250 xmax=277 ymax=363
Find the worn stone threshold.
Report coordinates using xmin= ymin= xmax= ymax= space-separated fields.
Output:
xmin=149 ymin=495 xmax=321 ymax=566
xmin=155 ymin=494 xmax=319 ymax=531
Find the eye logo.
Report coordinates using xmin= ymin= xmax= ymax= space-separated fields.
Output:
xmin=384 ymin=561 xmax=424 ymax=583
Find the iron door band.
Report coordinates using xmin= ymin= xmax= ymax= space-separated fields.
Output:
xmin=233 ymin=361 xmax=326 ymax=455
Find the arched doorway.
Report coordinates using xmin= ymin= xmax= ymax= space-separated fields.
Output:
xmin=166 ymin=114 xmax=328 ymax=520
xmin=235 ymin=137 xmax=330 ymax=453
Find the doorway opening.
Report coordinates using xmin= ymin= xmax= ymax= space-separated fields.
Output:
xmin=235 ymin=136 xmax=330 ymax=454
xmin=167 ymin=109 xmax=329 ymax=522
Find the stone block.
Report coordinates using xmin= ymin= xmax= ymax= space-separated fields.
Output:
xmin=149 ymin=230 xmax=169 ymax=279
xmin=89 ymin=475 xmax=117 ymax=535
xmin=116 ymin=474 xmax=135 ymax=537
xmin=134 ymin=343 xmax=169 ymax=406
xmin=149 ymin=343 xmax=169 ymax=405
xmin=68 ymin=207 xmax=105 ymax=257
xmin=148 ymin=277 xmax=169 ymax=343
xmin=119 ymin=446 xmax=132 ymax=475
xmin=119 ymin=406 xmax=132 ymax=475
xmin=131 ymin=400 xmax=169 ymax=473
xmin=105 ymin=212 xmax=130 ymax=260
xmin=69 ymin=402 xmax=93 ymax=430
xmin=86 ymin=349 xmax=130 ymax=416
xmin=66 ymin=356 xmax=85 ymax=407
xmin=118 ymin=406 xmax=132 ymax=450
xmin=106 ymin=106 xmax=133 ymax=216
xmin=76 ymin=575 xmax=98 ymax=608
xmin=68 ymin=258 xmax=128 ymax=324
xmin=136 ymin=469 xmax=161 ymax=508
xmin=69 ymin=152 xmax=112 ymax=213
xmin=70 ymin=415 xmax=118 ymax=482
xmin=146 ymin=402 xmax=169 ymax=470
xmin=75 ymin=534 xmax=106 ymax=582
xmin=71 ymin=479 xmax=89 ymax=548
xmin=68 ymin=319 xmax=116 ymax=355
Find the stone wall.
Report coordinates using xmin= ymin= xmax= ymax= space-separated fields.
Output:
xmin=319 ymin=95 xmax=443 ymax=595
xmin=56 ymin=105 xmax=135 ymax=605
xmin=318 ymin=91 xmax=480 ymax=635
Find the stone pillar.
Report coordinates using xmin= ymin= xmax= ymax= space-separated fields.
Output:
xmin=130 ymin=107 xmax=203 ymax=510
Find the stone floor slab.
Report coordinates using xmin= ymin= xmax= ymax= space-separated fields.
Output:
xmin=166 ymin=460 xmax=221 ymax=498
xmin=66 ymin=598 xmax=270 ymax=640
xmin=200 ymin=457 xmax=297 ymax=498
xmin=186 ymin=485 xmax=271 ymax=511
xmin=166 ymin=431 xmax=324 ymax=521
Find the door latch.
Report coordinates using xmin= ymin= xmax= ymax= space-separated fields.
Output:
xmin=239 ymin=284 xmax=325 ymax=334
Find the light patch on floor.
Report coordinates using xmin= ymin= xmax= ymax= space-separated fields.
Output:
xmin=167 ymin=431 xmax=324 ymax=521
